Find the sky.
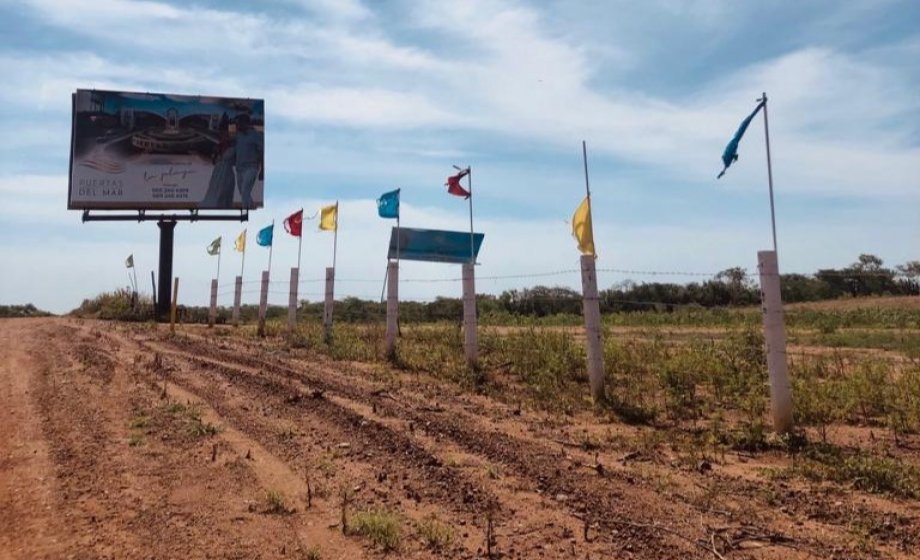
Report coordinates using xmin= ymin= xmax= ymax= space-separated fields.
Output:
xmin=0 ymin=0 xmax=917 ymax=314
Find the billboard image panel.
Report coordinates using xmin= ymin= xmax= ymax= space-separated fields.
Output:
xmin=69 ymin=89 xmax=264 ymax=210
xmin=387 ymin=227 xmax=484 ymax=263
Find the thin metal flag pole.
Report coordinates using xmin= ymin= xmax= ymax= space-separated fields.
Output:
xmin=760 ymin=92 xmax=778 ymax=255
xmin=297 ymin=209 xmax=304 ymax=271
xmin=216 ymin=242 xmax=222 ymax=286
xmin=396 ymin=213 xmax=401 ymax=263
xmin=380 ymin=263 xmax=388 ymax=303
xmin=268 ymin=220 xmax=274 ymax=276
xmin=132 ymin=262 xmax=139 ymax=294
xmin=332 ymin=202 xmax=339 ymax=270
xmin=582 ymin=140 xmax=596 ymax=256
xmin=241 ymin=230 xmax=246 ymax=280
xmin=467 ymin=167 xmax=475 ymax=264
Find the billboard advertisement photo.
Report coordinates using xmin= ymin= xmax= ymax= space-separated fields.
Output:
xmin=69 ymin=89 xmax=264 ymax=210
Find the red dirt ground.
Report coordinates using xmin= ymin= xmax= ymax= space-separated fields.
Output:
xmin=2 ymin=317 xmax=917 ymax=559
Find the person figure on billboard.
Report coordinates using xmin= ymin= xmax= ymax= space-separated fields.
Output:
xmin=202 ymin=113 xmax=236 ymax=208
xmin=232 ymin=113 xmax=263 ymax=209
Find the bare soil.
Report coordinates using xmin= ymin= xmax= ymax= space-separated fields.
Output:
xmin=2 ymin=317 xmax=918 ymax=559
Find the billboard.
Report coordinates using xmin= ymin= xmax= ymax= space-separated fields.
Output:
xmin=387 ymin=227 xmax=484 ymax=263
xmin=69 ymin=89 xmax=264 ymax=210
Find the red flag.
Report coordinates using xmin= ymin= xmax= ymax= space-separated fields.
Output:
xmin=446 ymin=168 xmax=471 ymax=199
xmin=283 ymin=209 xmax=303 ymax=237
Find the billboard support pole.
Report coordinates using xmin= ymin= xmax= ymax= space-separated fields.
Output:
xmin=156 ymin=220 xmax=176 ymax=321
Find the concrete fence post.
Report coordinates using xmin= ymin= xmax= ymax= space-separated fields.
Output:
xmin=461 ymin=262 xmax=478 ymax=367
xmin=580 ymin=255 xmax=606 ymax=404
xmin=288 ymin=267 xmax=299 ymax=331
xmin=208 ymin=279 xmax=218 ymax=328
xmin=232 ymin=275 xmax=242 ymax=326
xmin=257 ymin=270 xmax=269 ymax=337
xmin=757 ymin=250 xmax=794 ymax=433
xmin=385 ymin=261 xmax=398 ymax=359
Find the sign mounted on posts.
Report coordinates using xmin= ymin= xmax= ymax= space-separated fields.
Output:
xmin=387 ymin=227 xmax=484 ymax=263
xmin=69 ymin=89 xmax=265 ymax=210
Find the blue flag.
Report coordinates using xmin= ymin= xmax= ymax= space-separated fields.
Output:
xmin=256 ymin=224 xmax=274 ymax=247
xmin=377 ymin=188 xmax=400 ymax=219
xmin=718 ymin=100 xmax=765 ymax=179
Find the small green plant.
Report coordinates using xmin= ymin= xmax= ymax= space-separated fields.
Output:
xmin=128 ymin=433 xmax=144 ymax=447
xmin=350 ymin=509 xmax=402 ymax=551
xmin=417 ymin=515 xmax=453 ymax=551
xmin=264 ymin=490 xmax=294 ymax=515
xmin=301 ymin=546 xmax=322 ymax=560
xmin=129 ymin=414 xmax=150 ymax=429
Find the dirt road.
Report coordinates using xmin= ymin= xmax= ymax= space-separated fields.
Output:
xmin=2 ymin=318 xmax=917 ymax=559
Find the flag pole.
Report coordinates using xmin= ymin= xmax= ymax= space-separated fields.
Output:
xmin=332 ymin=201 xmax=339 ymax=270
xmin=760 ymin=92 xmax=778 ymax=255
xmin=467 ymin=167 xmax=474 ymax=264
xmin=216 ymin=242 xmax=222 ymax=285
xmin=268 ymin=220 xmax=274 ymax=275
xmin=132 ymin=263 xmax=139 ymax=294
xmin=241 ymin=231 xmax=246 ymax=280
xmin=582 ymin=140 xmax=595 ymax=256
xmin=297 ymin=208 xmax=303 ymax=271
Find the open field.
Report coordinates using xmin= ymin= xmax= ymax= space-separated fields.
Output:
xmin=2 ymin=299 xmax=919 ymax=559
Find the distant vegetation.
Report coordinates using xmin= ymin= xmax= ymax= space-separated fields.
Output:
xmin=0 ymin=303 xmax=52 ymax=318
xmin=70 ymin=288 xmax=154 ymax=321
xmin=71 ymin=254 xmax=918 ymax=324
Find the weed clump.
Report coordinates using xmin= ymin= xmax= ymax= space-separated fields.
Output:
xmin=350 ymin=509 xmax=402 ymax=551
xmin=417 ymin=514 xmax=453 ymax=551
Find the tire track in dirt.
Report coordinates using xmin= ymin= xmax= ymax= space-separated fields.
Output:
xmin=162 ymin=328 xmax=904 ymax=559
xmin=0 ymin=320 xmax=71 ymax=559
xmin=142 ymin=337 xmax=507 ymax=558
xmin=147 ymin=332 xmax=707 ymax=558
xmin=3 ymin=319 xmax=364 ymax=559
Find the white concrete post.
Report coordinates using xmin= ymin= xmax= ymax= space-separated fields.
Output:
xmin=580 ymin=255 xmax=606 ymax=403
xmin=323 ymin=267 xmax=335 ymax=342
xmin=288 ymin=267 xmax=299 ymax=330
xmin=757 ymin=250 xmax=793 ymax=433
xmin=232 ymin=275 xmax=242 ymax=326
xmin=385 ymin=261 xmax=399 ymax=358
xmin=461 ymin=263 xmax=478 ymax=367
xmin=208 ymin=279 xmax=218 ymax=328
xmin=257 ymin=270 xmax=269 ymax=337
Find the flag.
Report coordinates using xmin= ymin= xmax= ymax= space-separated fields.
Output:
xmin=256 ymin=224 xmax=274 ymax=247
xmin=377 ymin=188 xmax=400 ymax=219
xmin=283 ymin=209 xmax=303 ymax=237
xmin=235 ymin=229 xmax=247 ymax=253
xmin=319 ymin=203 xmax=338 ymax=231
xmin=206 ymin=236 xmax=221 ymax=256
xmin=446 ymin=168 xmax=471 ymax=198
xmin=571 ymin=196 xmax=595 ymax=256
xmin=718 ymin=100 xmax=765 ymax=179
xmin=125 ymin=254 xmax=134 ymax=268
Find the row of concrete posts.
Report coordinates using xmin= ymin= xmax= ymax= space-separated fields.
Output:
xmin=206 ymin=250 xmax=793 ymax=434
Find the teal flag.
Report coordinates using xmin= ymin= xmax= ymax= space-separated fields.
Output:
xmin=377 ymin=188 xmax=400 ymax=219
xmin=256 ymin=224 xmax=273 ymax=247
xmin=718 ymin=100 xmax=765 ymax=179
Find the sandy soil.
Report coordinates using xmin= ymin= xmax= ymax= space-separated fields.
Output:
xmin=2 ymin=317 xmax=918 ymax=559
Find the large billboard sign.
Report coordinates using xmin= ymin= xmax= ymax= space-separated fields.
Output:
xmin=69 ymin=89 xmax=264 ymax=210
xmin=388 ymin=227 xmax=484 ymax=263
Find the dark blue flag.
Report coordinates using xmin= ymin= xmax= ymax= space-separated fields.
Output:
xmin=718 ymin=100 xmax=765 ymax=179
xmin=377 ymin=188 xmax=400 ymax=219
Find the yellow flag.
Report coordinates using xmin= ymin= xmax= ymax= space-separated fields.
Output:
xmin=572 ymin=196 xmax=595 ymax=256
xmin=319 ymin=203 xmax=338 ymax=231
xmin=234 ymin=229 xmax=246 ymax=253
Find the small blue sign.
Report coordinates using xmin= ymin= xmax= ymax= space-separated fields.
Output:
xmin=388 ymin=227 xmax=484 ymax=263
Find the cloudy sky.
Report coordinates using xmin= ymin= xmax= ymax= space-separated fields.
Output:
xmin=1 ymin=0 xmax=917 ymax=313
